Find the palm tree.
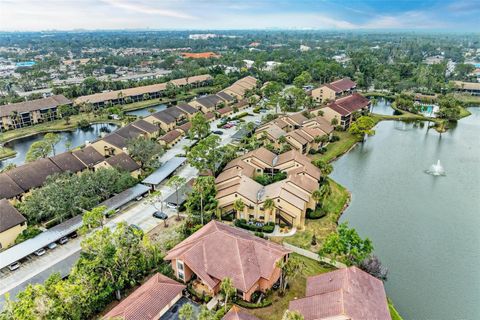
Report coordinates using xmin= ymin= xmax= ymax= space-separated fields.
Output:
xmin=312 ymin=189 xmax=323 ymax=208
xmin=233 ymin=199 xmax=245 ymax=219
xmin=263 ymin=197 xmax=275 ymax=220
xmin=167 ymin=175 xmax=186 ymax=221
xmin=178 ymin=303 xmax=194 ymax=320
xmin=276 ymin=256 xmax=305 ymax=295
xmin=282 ymin=310 xmax=304 ymax=320
xmin=192 ymin=176 xmax=214 ymax=225
xmin=220 ymin=277 xmax=236 ymax=311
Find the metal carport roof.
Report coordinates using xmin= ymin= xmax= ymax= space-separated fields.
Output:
xmin=142 ymin=157 xmax=186 ymax=186
xmin=99 ymin=184 xmax=151 ymax=212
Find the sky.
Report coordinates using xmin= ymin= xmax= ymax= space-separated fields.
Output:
xmin=0 ymin=0 xmax=479 ymax=32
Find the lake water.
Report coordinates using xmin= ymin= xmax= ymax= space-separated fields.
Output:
xmin=0 ymin=123 xmax=118 ymax=168
xmin=370 ymin=98 xmax=396 ymax=116
xmin=331 ymin=108 xmax=480 ymax=320
xmin=126 ymin=104 xmax=166 ymax=117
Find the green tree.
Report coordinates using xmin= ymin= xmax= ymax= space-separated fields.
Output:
xmin=262 ymin=81 xmax=282 ymax=99
xmin=319 ymin=222 xmax=374 ymax=266
xmin=127 ymin=136 xmax=163 ymax=169
xmin=282 ymin=310 xmax=304 ymax=320
xmin=276 ymin=256 xmax=305 ymax=295
xmin=233 ymin=199 xmax=245 ymax=216
xmin=437 ymin=95 xmax=462 ymax=121
xmin=178 ymin=303 xmax=194 ymax=320
xmin=26 ymin=140 xmax=52 ymax=162
xmin=293 ymin=71 xmax=312 ymax=88
xmin=79 ymin=206 xmax=106 ymax=234
xmin=263 ymin=197 xmax=275 ymax=216
xmin=167 ymin=175 xmax=187 ymax=220
xmin=348 ymin=116 xmax=376 ymax=141
xmin=197 ymin=306 xmax=213 ymax=320
xmin=311 ymin=159 xmax=333 ymax=177
xmin=187 ymin=134 xmax=221 ymax=173
xmin=44 ymin=133 xmax=61 ymax=156
xmin=220 ymin=277 xmax=236 ymax=311
xmin=189 ymin=112 xmax=210 ymax=139
xmin=192 ymin=176 xmax=216 ymax=225
xmin=213 ymin=74 xmax=230 ymax=88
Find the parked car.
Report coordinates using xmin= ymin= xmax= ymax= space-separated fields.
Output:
xmin=69 ymin=232 xmax=78 ymax=239
xmin=130 ymin=224 xmax=141 ymax=231
xmin=8 ymin=262 xmax=21 ymax=271
xmin=135 ymin=195 xmax=143 ymax=201
xmin=47 ymin=242 xmax=57 ymax=250
xmin=166 ymin=203 xmax=178 ymax=209
xmin=59 ymin=237 xmax=68 ymax=245
xmin=212 ymin=130 xmax=224 ymax=135
xmin=223 ymin=123 xmax=233 ymax=129
xmin=153 ymin=211 xmax=168 ymax=220
xmin=34 ymin=248 xmax=46 ymax=256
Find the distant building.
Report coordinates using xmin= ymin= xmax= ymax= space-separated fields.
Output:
xmin=311 ymin=77 xmax=357 ymax=103
xmin=189 ymin=34 xmax=218 ymax=40
xmin=320 ymin=93 xmax=371 ymax=129
xmin=452 ymin=81 xmax=480 ymax=96
xmin=0 ymin=95 xmax=72 ymax=131
xmin=180 ymin=52 xmax=220 ymax=59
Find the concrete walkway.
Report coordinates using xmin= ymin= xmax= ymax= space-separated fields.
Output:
xmin=206 ymin=294 xmax=221 ymax=310
xmin=269 ymin=226 xmax=297 ymax=237
xmin=283 ymin=242 xmax=346 ymax=269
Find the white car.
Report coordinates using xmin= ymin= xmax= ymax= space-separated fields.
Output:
xmin=59 ymin=237 xmax=68 ymax=245
xmin=166 ymin=203 xmax=178 ymax=209
xmin=34 ymin=248 xmax=46 ymax=256
xmin=8 ymin=262 xmax=21 ymax=271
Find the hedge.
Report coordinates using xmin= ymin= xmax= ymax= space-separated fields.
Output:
xmin=236 ymin=298 xmax=272 ymax=309
xmin=235 ymin=219 xmax=275 ymax=233
xmin=306 ymin=207 xmax=327 ymax=219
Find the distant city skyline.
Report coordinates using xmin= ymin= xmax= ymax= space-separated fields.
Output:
xmin=0 ymin=0 xmax=479 ymax=32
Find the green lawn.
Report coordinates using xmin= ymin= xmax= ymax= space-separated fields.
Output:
xmin=0 ymin=146 xmax=16 ymax=160
xmin=249 ymin=253 xmax=334 ymax=320
xmin=272 ymin=179 xmax=350 ymax=251
xmin=388 ymin=299 xmax=404 ymax=320
xmin=0 ymin=114 xmax=121 ymax=143
xmin=454 ymin=93 xmax=480 ymax=105
xmin=310 ymin=131 xmax=360 ymax=163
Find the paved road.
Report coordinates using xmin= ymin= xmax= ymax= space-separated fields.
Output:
xmin=0 ymin=106 xmax=272 ymax=307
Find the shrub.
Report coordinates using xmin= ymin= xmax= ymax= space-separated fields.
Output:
xmin=318 ymin=147 xmax=327 ymax=154
xmin=254 ymin=231 xmax=265 ymax=238
xmin=308 ymin=149 xmax=317 ymax=155
xmin=15 ymin=226 xmax=42 ymax=244
xmin=306 ymin=207 xmax=327 ymax=219
xmin=236 ymin=297 xmax=272 ymax=308
xmin=235 ymin=220 xmax=275 ymax=233
xmin=232 ymin=112 xmax=249 ymax=120
xmin=330 ymin=135 xmax=340 ymax=142
xmin=77 ymin=119 xmax=90 ymax=128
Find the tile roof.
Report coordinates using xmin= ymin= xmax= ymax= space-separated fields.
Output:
xmin=6 ymin=158 xmax=62 ymax=191
xmin=324 ymin=77 xmax=356 ymax=93
xmin=104 ymin=153 xmax=140 ymax=172
xmin=326 ymin=93 xmax=370 ymax=116
xmin=289 ymin=267 xmax=391 ymax=320
xmin=194 ymin=94 xmax=223 ymax=109
xmin=164 ymin=106 xmax=186 ymax=119
xmin=159 ymin=129 xmax=182 ymax=144
xmin=204 ymin=112 xmax=215 ymax=120
xmin=0 ymin=174 xmax=24 ymax=199
xmin=49 ymin=152 xmax=87 ymax=173
xmin=103 ymin=133 xmax=128 ymax=149
xmin=257 ymin=124 xmax=286 ymax=140
xmin=72 ymin=146 xmax=105 ymax=167
xmin=217 ymin=106 xmax=233 ymax=115
xmin=0 ymin=95 xmax=71 ymax=117
xmin=131 ymin=119 xmax=159 ymax=134
xmin=115 ymin=124 xmax=146 ymax=140
xmin=176 ymin=103 xmax=198 ymax=115
xmin=287 ymin=113 xmax=308 ymax=125
xmin=176 ymin=121 xmax=192 ymax=134
xmin=222 ymin=306 xmax=260 ymax=320
xmin=303 ymin=116 xmax=334 ymax=134
xmin=103 ymin=273 xmax=185 ymax=320
xmin=165 ymin=221 xmax=290 ymax=292
xmin=217 ymin=91 xmax=235 ymax=102
xmin=0 ymin=199 xmax=26 ymax=233
xmin=181 ymin=52 xmax=220 ymax=59
xmin=151 ymin=110 xmax=177 ymax=124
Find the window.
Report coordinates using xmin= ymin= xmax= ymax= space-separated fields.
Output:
xmin=178 ymin=271 xmax=185 ymax=280
xmin=177 ymin=260 xmax=184 ymax=271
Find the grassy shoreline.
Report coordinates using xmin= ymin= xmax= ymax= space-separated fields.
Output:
xmin=0 ymin=146 xmax=17 ymax=161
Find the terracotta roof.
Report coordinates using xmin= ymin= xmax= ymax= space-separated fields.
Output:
xmin=204 ymin=112 xmax=215 ymax=120
xmin=102 ymin=133 xmax=128 ymax=149
xmin=49 ymin=152 xmax=87 ymax=173
xmin=6 ymin=158 xmax=62 ymax=191
xmin=324 ymin=77 xmax=356 ymax=93
xmin=223 ymin=76 xmax=258 ymax=98
xmin=0 ymin=174 xmax=24 ymax=199
xmin=176 ymin=121 xmax=192 ymax=134
xmin=159 ymin=129 xmax=182 ymax=144
xmin=0 ymin=199 xmax=26 ymax=233
xmin=0 ymin=95 xmax=71 ymax=117
xmin=303 ymin=116 xmax=334 ymax=134
xmin=151 ymin=110 xmax=176 ymax=124
xmin=165 ymin=221 xmax=290 ymax=292
xmin=104 ymin=153 xmax=140 ymax=172
xmin=103 ymin=273 xmax=185 ymax=320
xmin=72 ymin=146 xmax=105 ymax=167
xmin=217 ymin=106 xmax=233 ymax=115
xmin=131 ymin=119 xmax=159 ymax=134
xmin=257 ymin=124 xmax=286 ymax=140
xmin=289 ymin=267 xmax=391 ymax=320
xmin=176 ymin=103 xmax=198 ymax=115
xmin=181 ymin=52 xmax=220 ymax=59
xmin=222 ymin=306 xmax=260 ymax=320
xmin=287 ymin=113 xmax=308 ymax=125
xmin=241 ymin=147 xmax=277 ymax=168
xmin=326 ymin=93 xmax=370 ymax=116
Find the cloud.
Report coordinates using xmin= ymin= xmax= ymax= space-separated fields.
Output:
xmin=101 ymin=0 xmax=194 ymax=19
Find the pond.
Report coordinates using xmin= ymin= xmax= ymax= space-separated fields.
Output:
xmin=370 ymin=97 xmax=397 ymax=116
xmin=0 ymin=123 xmax=119 ymax=168
xmin=126 ymin=104 xmax=166 ymax=117
xmin=330 ymin=107 xmax=480 ymax=319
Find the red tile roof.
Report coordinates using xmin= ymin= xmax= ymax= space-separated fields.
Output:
xmin=165 ymin=221 xmax=290 ymax=292
xmin=159 ymin=129 xmax=182 ymax=144
xmin=325 ymin=77 xmax=356 ymax=93
xmin=181 ymin=52 xmax=220 ymax=59
xmin=289 ymin=267 xmax=391 ymax=320
xmin=223 ymin=306 xmax=261 ymax=320
xmin=104 ymin=273 xmax=185 ymax=320
xmin=326 ymin=93 xmax=370 ymax=116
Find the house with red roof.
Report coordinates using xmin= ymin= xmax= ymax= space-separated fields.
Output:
xmin=165 ymin=220 xmax=291 ymax=302
xmin=103 ymin=273 xmax=185 ymax=320
xmin=222 ymin=306 xmax=260 ymax=320
xmin=311 ymin=77 xmax=357 ymax=103
xmin=321 ymin=93 xmax=371 ymax=129
xmin=289 ymin=266 xmax=391 ymax=320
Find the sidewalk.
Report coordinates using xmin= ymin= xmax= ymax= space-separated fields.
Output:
xmin=283 ymin=242 xmax=346 ymax=269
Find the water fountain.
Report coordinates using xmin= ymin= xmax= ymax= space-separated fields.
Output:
xmin=426 ymin=160 xmax=445 ymax=176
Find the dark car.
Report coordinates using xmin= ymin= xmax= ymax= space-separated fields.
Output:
xmin=153 ymin=211 xmax=168 ymax=220
xmin=212 ymin=130 xmax=224 ymax=135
